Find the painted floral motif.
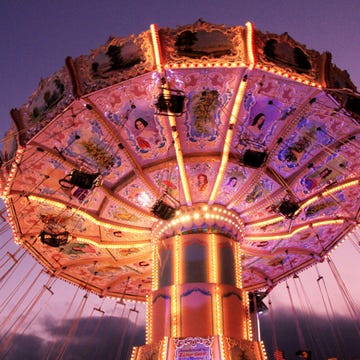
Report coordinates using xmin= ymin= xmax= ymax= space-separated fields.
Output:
xmin=80 ymin=139 xmax=115 ymax=168
xmin=62 ymin=243 xmax=98 ymax=257
xmin=107 ymin=204 xmax=141 ymax=223
xmin=152 ymin=169 xmax=178 ymax=199
xmin=186 ymin=90 xmax=222 ymax=142
xmin=245 ymin=179 xmax=272 ymax=204
xmin=278 ymin=116 xmax=331 ymax=168
xmin=304 ymin=199 xmax=340 ymax=218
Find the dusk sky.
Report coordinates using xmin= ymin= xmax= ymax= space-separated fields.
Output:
xmin=0 ymin=1 xmax=359 ymax=359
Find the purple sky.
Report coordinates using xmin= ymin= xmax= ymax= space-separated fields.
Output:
xmin=0 ymin=1 xmax=359 ymax=359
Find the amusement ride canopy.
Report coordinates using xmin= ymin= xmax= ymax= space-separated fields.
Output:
xmin=1 ymin=20 xmax=359 ymax=359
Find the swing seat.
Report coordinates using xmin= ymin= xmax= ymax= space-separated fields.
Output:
xmin=40 ymin=230 xmax=69 ymax=247
xmin=151 ymin=199 xmax=176 ymax=220
xmin=155 ymin=89 xmax=185 ymax=116
xmin=59 ymin=170 xmax=100 ymax=190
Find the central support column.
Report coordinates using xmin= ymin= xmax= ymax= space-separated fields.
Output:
xmin=151 ymin=233 xmax=246 ymax=342
xmin=131 ymin=205 xmax=267 ymax=359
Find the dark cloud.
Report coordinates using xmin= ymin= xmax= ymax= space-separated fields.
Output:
xmin=1 ymin=309 xmax=359 ymax=359
xmin=259 ymin=308 xmax=360 ymax=360
xmin=1 ymin=316 xmax=145 ymax=360
xmin=0 ymin=333 xmax=45 ymax=360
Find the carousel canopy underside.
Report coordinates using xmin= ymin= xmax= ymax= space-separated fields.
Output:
xmin=1 ymin=20 xmax=359 ymax=301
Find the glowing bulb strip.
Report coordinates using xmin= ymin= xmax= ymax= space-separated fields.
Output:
xmin=173 ymin=235 xmax=183 ymax=285
xmin=146 ymin=294 xmax=152 ymax=344
xmin=245 ymin=22 xmax=256 ymax=68
xmin=246 ymin=215 xmax=284 ymax=228
xmin=260 ymin=341 xmax=268 ymax=360
xmin=325 ymin=224 xmax=359 ymax=259
xmin=28 ymin=195 xmax=151 ymax=234
xmin=209 ymin=74 xmax=248 ymax=204
xmin=150 ymin=24 xmax=163 ymax=74
xmin=130 ymin=347 xmax=137 ymax=360
xmin=149 ymin=23 xmax=192 ymax=205
xmin=234 ymin=242 xmax=242 ymax=288
xmin=255 ymin=63 xmax=323 ymax=88
xmin=299 ymin=178 xmax=360 ymax=210
xmin=214 ymin=285 xmax=223 ymax=335
xmin=209 ymin=234 xmax=218 ymax=283
xmin=2 ymin=197 xmax=20 ymax=244
xmin=219 ymin=335 xmax=226 ymax=359
xmin=167 ymin=112 xmax=192 ymax=205
xmin=243 ymin=290 xmax=251 ymax=339
xmin=75 ymin=237 xmax=150 ymax=249
xmin=152 ymin=243 xmax=159 ymax=290
xmin=246 ymin=218 xmax=345 ymax=241
xmin=245 ymin=292 xmax=253 ymax=341
xmin=161 ymin=336 xmax=169 ymax=360
xmin=2 ymin=147 xmax=25 ymax=196
xmin=170 ymin=285 xmax=179 ymax=337
xmin=152 ymin=204 xmax=245 ymax=242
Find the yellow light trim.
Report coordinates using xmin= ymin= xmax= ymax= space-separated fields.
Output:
xmin=247 ymin=291 xmax=252 ymax=340
xmin=219 ymin=335 xmax=226 ymax=359
xmin=242 ymin=290 xmax=249 ymax=339
xmin=260 ymin=341 xmax=268 ymax=360
xmin=130 ymin=347 xmax=138 ymax=360
xmin=152 ymin=243 xmax=159 ymax=291
xmin=146 ymin=295 xmax=152 ymax=344
xmin=161 ymin=336 xmax=169 ymax=360
xmin=173 ymin=235 xmax=183 ymax=285
xmin=247 ymin=215 xmax=284 ymax=228
xmin=245 ymin=22 xmax=256 ymax=68
xmin=213 ymin=285 xmax=223 ymax=336
xmin=2 ymin=147 xmax=25 ymax=196
xmin=76 ymin=237 xmax=150 ymax=249
xmin=299 ymin=178 xmax=360 ymax=210
xmin=2 ymin=197 xmax=21 ymax=244
xmin=28 ymin=195 xmax=151 ymax=234
xmin=150 ymin=24 xmax=163 ymax=74
xmin=325 ymin=224 xmax=359 ymax=259
xmin=152 ymin=204 xmax=245 ymax=242
xmin=171 ymin=285 xmax=179 ymax=337
xmin=209 ymin=234 xmax=218 ymax=283
xmin=150 ymin=22 xmax=191 ymax=204
xmin=209 ymin=74 xmax=248 ymax=204
xmin=169 ymin=115 xmax=192 ymax=205
xmin=234 ymin=242 xmax=242 ymax=288
xmin=246 ymin=219 xmax=345 ymax=241
xmin=300 ymin=196 xmax=320 ymax=209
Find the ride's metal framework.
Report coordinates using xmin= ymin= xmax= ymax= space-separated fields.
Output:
xmin=1 ymin=20 xmax=359 ymax=359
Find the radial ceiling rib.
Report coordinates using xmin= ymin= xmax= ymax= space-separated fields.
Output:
xmin=209 ymin=22 xmax=256 ymax=208
xmin=240 ymin=245 xmax=322 ymax=258
xmin=246 ymin=218 xmax=347 ymax=241
xmin=27 ymin=194 xmax=151 ymax=234
xmin=150 ymin=23 xmax=192 ymax=205
xmin=209 ymin=72 xmax=249 ymax=205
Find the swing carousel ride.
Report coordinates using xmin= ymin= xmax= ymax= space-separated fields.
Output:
xmin=1 ymin=20 xmax=359 ymax=359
